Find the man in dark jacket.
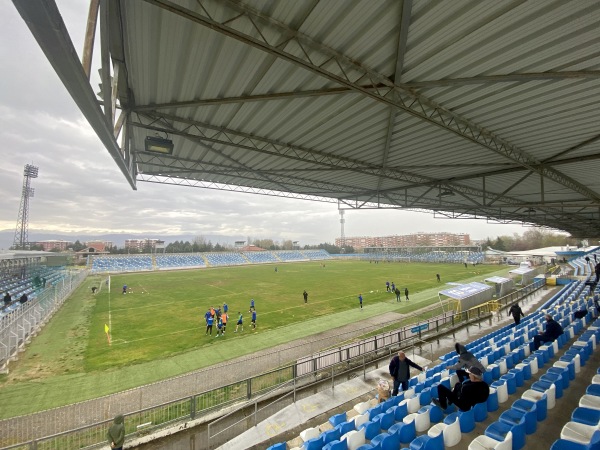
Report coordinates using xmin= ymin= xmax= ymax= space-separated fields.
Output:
xmin=508 ymin=302 xmax=525 ymax=325
xmin=533 ymin=314 xmax=564 ymax=350
xmin=107 ymin=414 xmax=125 ymax=450
xmin=447 ymin=343 xmax=486 ymax=383
xmin=433 ymin=366 xmax=489 ymax=411
xmin=389 ymin=351 xmax=424 ymax=395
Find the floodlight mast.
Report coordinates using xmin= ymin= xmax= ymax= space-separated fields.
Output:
xmin=13 ymin=164 xmax=39 ymax=250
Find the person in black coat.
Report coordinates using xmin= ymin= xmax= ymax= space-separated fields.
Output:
xmin=508 ymin=302 xmax=524 ymax=325
xmin=533 ymin=314 xmax=564 ymax=350
xmin=389 ymin=351 xmax=423 ymax=395
xmin=433 ymin=366 xmax=489 ymax=411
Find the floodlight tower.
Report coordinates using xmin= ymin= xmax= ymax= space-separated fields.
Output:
xmin=13 ymin=164 xmax=39 ymax=250
xmin=339 ymin=209 xmax=345 ymax=247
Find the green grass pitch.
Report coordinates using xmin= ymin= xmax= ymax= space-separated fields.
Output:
xmin=0 ymin=260 xmax=504 ymax=417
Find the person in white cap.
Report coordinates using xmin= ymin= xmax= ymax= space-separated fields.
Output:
xmin=433 ymin=366 xmax=489 ymax=411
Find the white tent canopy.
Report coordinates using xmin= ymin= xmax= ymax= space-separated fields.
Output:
xmin=439 ymin=282 xmax=494 ymax=312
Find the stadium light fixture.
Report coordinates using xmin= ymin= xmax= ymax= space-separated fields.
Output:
xmin=438 ymin=189 xmax=455 ymax=197
xmin=145 ymin=136 xmax=174 ymax=154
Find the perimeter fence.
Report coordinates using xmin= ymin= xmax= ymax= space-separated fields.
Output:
xmin=0 ymin=270 xmax=88 ymax=371
xmin=0 ymin=278 xmax=546 ymax=449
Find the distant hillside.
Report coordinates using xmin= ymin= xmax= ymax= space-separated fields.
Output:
xmin=0 ymin=230 xmax=244 ymax=251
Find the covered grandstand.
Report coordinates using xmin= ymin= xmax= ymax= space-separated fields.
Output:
xmin=8 ymin=0 xmax=600 ymax=448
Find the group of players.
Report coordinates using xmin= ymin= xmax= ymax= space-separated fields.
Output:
xmin=204 ymin=300 xmax=257 ymax=337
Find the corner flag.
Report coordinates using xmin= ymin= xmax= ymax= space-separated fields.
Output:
xmin=104 ymin=324 xmax=109 ymax=334
xmin=104 ymin=323 xmax=111 ymax=345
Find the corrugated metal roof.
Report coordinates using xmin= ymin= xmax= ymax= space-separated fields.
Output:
xmin=14 ymin=0 xmax=600 ymax=236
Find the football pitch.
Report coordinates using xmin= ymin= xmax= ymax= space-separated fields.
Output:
xmin=0 ymin=260 xmax=505 ymax=417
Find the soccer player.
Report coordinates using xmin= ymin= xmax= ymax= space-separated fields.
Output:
xmin=215 ymin=317 xmax=223 ymax=337
xmin=234 ymin=312 xmax=243 ymax=332
xmin=223 ymin=302 xmax=228 ymax=314
xmin=358 ymin=293 xmax=363 ymax=309
xmin=251 ymin=309 xmax=257 ymax=330
xmin=436 ymin=274 xmax=441 ymax=282
xmin=250 ymin=298 xmax=255 ymax=310
xmin=386 ymin=281 xmax=390 ymax=292
xmin=405 ymin=287 xmax=409 ymax=301
xmin=206 ymin=314 xmax=214 ymax=336
xmin=391 ymin=282 xmax=395 ymax=293
xmin=221 ymin=311 xmax=228 ymax=333
xmin=122 ymin=285 xmax=127 ymax=295
xmin=303 ymin=290 xmax=308 ymax=303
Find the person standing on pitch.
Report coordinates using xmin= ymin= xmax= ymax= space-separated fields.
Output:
xmin=394 ymin=287 xmax=401 ymax=302
xmin=234 ymin=311 xmax=243 ymax=332
xmin=405 ymin=287 xmax=409 ymax=301
xmin=386 ymin=281 xmax=390 ymax=292
xmin=389 ymin=351 xmax=424 ymax=395
xmin=251 ymin=309 xmax=257 ymax=330
xmin=303 ymin=290 xmax=308 ymax=303
xmin=358 ymin=293 xmax=363 ymax=309
xmin=436 ymin=274 xmax=441 ymax=282
xmin=221 ymin=311 xmax=228 ymax=334
xmin=205 ymin=314 xmax=214 ymax=336
xmin=250 ymin=298 xmax=255 ymax=310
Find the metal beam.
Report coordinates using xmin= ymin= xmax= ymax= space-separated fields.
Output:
xmin=12 ymin=0 xmax=136 ymax=189
xmin=403 ymin=71 xmax=600 ymax=88
xmin=141 ymin=0 xmax=600 ymax=204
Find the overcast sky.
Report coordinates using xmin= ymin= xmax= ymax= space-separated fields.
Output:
xmin=0 ymin=1 xmax=535 ymax=247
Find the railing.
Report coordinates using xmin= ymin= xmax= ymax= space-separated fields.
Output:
xmin=0 ymin=278 xmax=546 ymax=449
xmin=0 ymin=270 xmax=88 ymax=371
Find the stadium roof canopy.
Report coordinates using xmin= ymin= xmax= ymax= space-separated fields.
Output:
xmin=13 ymin=0 xmax=600 ymax=237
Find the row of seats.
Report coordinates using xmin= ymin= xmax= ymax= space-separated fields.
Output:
xmin=339 ymin=252 xmax=485 ymax=264
xmin=551 ymin=324 xmax=600 ymax=449
xmin=90 ymin=250 xmax=332 ymax=272
xmin=266 ymin=278 xmax=596 ymax=450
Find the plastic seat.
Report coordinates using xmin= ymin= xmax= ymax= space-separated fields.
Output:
xmin=300 ymin=427 xmax=321 ymax=442
xmin=491 ymin=380 xmax=509 ymax=404
xmin=374 ymin=411 xmax=394 ymax=431
xmin=353 ymin=413 xmax=369 ymax=429
xmin=358 ymin=420 xmax=380 ymax=440
xmin=487 ymin=387 xmax=499 ymax=412
xmin=391 ymin=401 xmax=408 ymax=421
xmin=561 ymin=421 xmax=600 ymax=445
xmin=370 ymin=431 xmax=396 ymax=450
xmin=473 ymin=401 xmax=488 ymax=422
xmin=550 ymin=430 xmax=600 ymax=449
xmin=531 ymin=381 xmax=556 ymax=409
xmin=321 ymin=428 xmax=341 ymax=446
xmin=468 ymin=431 xmax=513 ymax=450
xmin=267 ymin=443 xmax=287 ymax=450
xmin=487 ymin=363 xmax=501 ymax=381
xmin=512 ymin=399 xmax=537 ymax=435
xmin=354 ymin=401 xmax=370 ymax=415
xmin=335 ymin=421 xmax=355 ymax=437
xmin=430 ymin=415 xmax=461 ymax=447
xmin=409 ymin=427 xmax=444 ymax=450
xmin=572 ymin=407 xmax=600 ymax=426
xmin=446 ymin=407 xmax=475 ymax=433
xmin=548 ymin=366 xmax=570 ymax=390
xmin=329 ymin=412 xmax=347 ymax=428
xmin=341 ymin=429 xmax=365 ymax=450
xmin=498 ymin=409 xmax=527 ymax=450
xmin=303 ymin=437 xmax=323 ymax=450
xmin=560 ymin=352 xmax=581 ymax=374
xmin=420 ymin=387 xmax=432 ymax=405
xmin=580 ymin=395 xmax=600 ymax=411
xmin=501 ymin=373 xmax=517 ymax=395
xmin=553 ymin=360 xmax=576 ymax=381
xmin=422 ymin=404 xmax=444 ymax=424
xmin=405 ymin=407 xmax=430 ymax=432
xmin=541 ymin=373 xmax=564 ymax=399
xmin=368 ymin=404 xmax=383 ymax=420
xmin=390 ymin=414 xmax=416 ymax=443
xmin=521 ymin=389 xmax=548 ymax=421
xmin=509 ymin=367 xmax=525 ymax=387
xmin=400 ymin=395 xmax=420 ymax=414
xmin=587 ymin=384 xmax=600 ymax=397
xmin=322 ymin=440 xmax=345 ymax=450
